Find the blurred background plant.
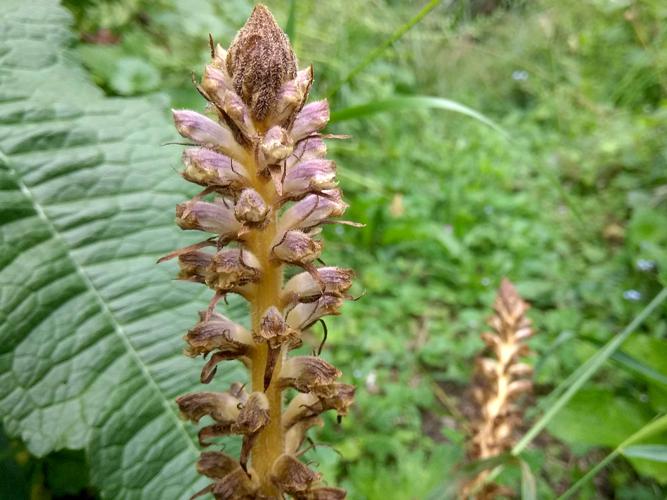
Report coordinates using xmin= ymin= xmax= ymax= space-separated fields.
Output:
xmin=2 ymin=0 xmax=667 ymax=498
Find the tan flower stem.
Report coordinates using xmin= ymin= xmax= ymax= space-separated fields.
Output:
xmin=244 ymin=144 xmax=284 ymax=495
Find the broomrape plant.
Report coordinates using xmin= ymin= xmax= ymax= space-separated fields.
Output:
xmin=163 ymin=5 xmax=357 ymax=499
xmin=462 ymin=279 xmax=535 ymax=499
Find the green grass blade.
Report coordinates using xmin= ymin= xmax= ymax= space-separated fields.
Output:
xmin=330 ymin=95 xmax=507 ymax=136
xmin=538 ymin=335 xmax=667 ymax=415
xmin=622 ymin=444 xmax=667 ymax=462
xmin=577 ymin=336 xmax=667 ymax=386
xmin=557 ymin=414 xmax=667 ymax=499
xmin=520 ymin=460 xmax=537 ymax=500
xmin=285 ymin=0 xmax=297 ymax=43
xmin=326 ymin=0 xmax=444 ymax=98
xmin=512 ymin=287 xmax=667 ymax=456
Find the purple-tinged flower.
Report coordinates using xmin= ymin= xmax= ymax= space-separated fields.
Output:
xmin=172 ymin=109 xmax=245 ymax=161
xmin=176 ymin=198 xmax=241 ymax=238
xmin=271 ymin=67 xmax=313 ymax=125
xmin=182 ymin=147 xmax=249 ymax=189
xmin=201 ymin=64 xmax=233 ymax=98
xmin=283 ymin=159 xmax=337 ymax=198
xmin=261 ymin=125 xmax=294 ymax=165
xmin=291 ymin=100 xmax=330 ymax=141
xmin=286 ymin=136 xmax=328 ymax=169
xmin=278 ymin=191 xmax=347 ymax=232
xmin=219 ymin=89 xmax=257 ymax=138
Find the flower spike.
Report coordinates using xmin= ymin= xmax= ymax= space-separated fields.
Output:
xmin=167 ymin=5 xmax=358 ymax=498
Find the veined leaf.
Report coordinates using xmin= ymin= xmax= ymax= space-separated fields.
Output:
xmin=0 ymin=2 xmax=244 ymax=498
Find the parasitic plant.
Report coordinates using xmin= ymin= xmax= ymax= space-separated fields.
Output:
xmin=164 ymin=5 xmax=357 ymax=499
xmin=463 ymin=279 xmax=534 ymax=499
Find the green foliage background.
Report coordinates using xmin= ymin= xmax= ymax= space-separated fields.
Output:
xmin=1 ymin=0 xmax=666 ymax=498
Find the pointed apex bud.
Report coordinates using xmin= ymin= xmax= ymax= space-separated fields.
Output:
xmin=226 ymin=5 xmax=297 ymax=121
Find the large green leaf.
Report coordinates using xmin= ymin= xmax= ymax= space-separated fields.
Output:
xmin=0 ymin=1 xmax=243 ymax=497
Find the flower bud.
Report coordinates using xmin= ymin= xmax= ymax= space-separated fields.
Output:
xmin=182 ymin=147 xmax=249 ymax=190
xmin=283 ymin=159 xmax=337 ymax=198
xmin=176 ymin=391 xmax=240 ymax=424
xmin=272 ymin=230 xmax=323 ymax=264
xmin=226 ymin=5 xmax=297 ymax=120
xmin=202 ymin=61 xmax=232 ymax=90
xmin=176 ymin=198 xmax=241 ymax=238
xmin=272 ymin=67 xmax=313 ymax=125
xmin=206 ymin=249 xmax=261 ymax=291
xmin=219 ymin=89 xmax=256 ymax=137
xmin=261 ymin=126 xmax=294 ymax=165
xmin=291 ymin=100 xmax=330 ymax=141
xmin=286 ymin=295 xmax=345 ymax=330
xmin=234 ymin=188 xmax=269 ymax=226
xmin=184 ymin=311 xmax=253 ymax=357
xmin=271 ymin=454 xmax=320 ymax=494
xmin=279 ymin=355 xmax=341 ymax=392
xmin=278 ymin=191 xmax=347 ymax=233
xmin=172 ymin=109 xmax=244 ymax=161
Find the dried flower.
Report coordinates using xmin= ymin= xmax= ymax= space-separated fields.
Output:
xmin=166 ymin=5 xmax=357 ymax=498
xmin=462 ymin=279 xmax=535 ymax=499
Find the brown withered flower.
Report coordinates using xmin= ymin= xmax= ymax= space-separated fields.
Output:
xmin=164 ymin=4 xmax=358 ymax=498
xmin=462 ymin=278 xmax=535 ymax=499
